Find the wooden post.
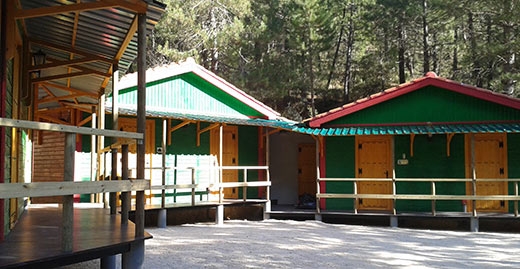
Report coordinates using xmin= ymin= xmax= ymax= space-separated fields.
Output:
xmin=353 ymin=180 xmax=358 ymax=214
xmin=243 ymin=168 xmax=248 ymax=202
xmin=122 ymin=11 xmax=147 ymax=269
xmin=515 ymin=180 xmax=518 ymax=217
xmin=121 ymin=144 xmax=129 ymax=225
xmin=263 ymin=127 xmax=271 ymax=219
xmin=62 ymin=133 xmax=75 ymax=252
xmin=90 ymin=108 xmax=97 ymax=203
xmin=96 ymin=94 xmax=105 ymax=204
xmin=191 ymin=168 xmax=196 ymax=206
xmin=470 ymin=134 xmax=477 ymax=218
xmin=110 ymin=147 xmax=118 ymax=214
xmin=110 ymin=64 xmax=119 ymax=215
xmin=315 ymin=136 xmax=321 ymax=219
xmin=161 ymin=119 xmax=167 ymax=208
xmin=218 ymin=124 xmax=223 ymax=204
xmin=135 ymin=12 xmax=147 ymax=238
xmin=431 ymin=181 xmax=436 ymax=216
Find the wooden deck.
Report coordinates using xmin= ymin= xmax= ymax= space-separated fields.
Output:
xmin=0 ymin=204 xmax=151 ymax=268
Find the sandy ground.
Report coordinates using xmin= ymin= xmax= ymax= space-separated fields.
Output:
xmin=61 ymin=219 xmax=520 ymax=268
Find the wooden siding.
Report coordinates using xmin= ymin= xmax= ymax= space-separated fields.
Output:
xmin=32 ymin=131 xmax=65 ymax=203
xmin=326 ymin=86 xmax=520 ymax=126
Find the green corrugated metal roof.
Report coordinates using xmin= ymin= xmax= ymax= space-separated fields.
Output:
xmin=290 ymin=123 xmax=520 ymax=136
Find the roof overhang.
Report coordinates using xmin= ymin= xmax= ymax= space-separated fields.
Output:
xmin=293 ymin=122 xmax=520 ymax=136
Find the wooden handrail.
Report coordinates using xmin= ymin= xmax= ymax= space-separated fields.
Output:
xmin=0 ymin=180 xmax=150 ymax=199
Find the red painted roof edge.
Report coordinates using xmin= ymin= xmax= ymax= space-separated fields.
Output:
xmin=308 ymin=75 xmax=520 ymax=128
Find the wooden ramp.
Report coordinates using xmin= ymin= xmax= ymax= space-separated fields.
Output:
xmin=0 ymin=204 xmax=151 ymax=268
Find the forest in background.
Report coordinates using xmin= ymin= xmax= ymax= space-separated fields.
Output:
xmin=141 ymin=0 xmax=519 ymax=120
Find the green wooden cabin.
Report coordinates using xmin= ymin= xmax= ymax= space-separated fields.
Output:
xmin=87 ymin=59 xmax=290 ymax=204
xmin=300 ymin=72 xmax=520 ymax=214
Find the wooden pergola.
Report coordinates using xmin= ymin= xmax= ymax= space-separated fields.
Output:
xmin=0 ymin=1 xmax=166 ymax=268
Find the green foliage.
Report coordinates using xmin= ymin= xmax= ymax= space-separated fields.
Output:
xmin=149 ymin=0 xmax=520 ymax=120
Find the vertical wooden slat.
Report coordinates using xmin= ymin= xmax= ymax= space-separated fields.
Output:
xmin=121 ymin=144 xmax=129 ymax=225
xmin=62 ymin=133 xmax=75 ymax=252
xmin=90 ymin=108 xmax=96 ymax=203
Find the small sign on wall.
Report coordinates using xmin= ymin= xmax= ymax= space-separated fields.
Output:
xmin=397 ymin=153 xmax=409 ymax=165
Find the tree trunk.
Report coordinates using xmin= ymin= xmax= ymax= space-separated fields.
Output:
xmin=422 ymin=0 xmax=430 ymax=74
xmin=326 ymin=7 xmax=346 ymax=91
xmin=343 ymin=3 xmax=356 ymax=103
xmin=398 ymin=20 xmax=406 ymax=83
xmin=452 ymin=27 xmax=459 ymax=78
xmin=468 ymin=11 xmax=482 ymax=87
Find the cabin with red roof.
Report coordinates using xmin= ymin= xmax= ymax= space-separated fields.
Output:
xmin=292 ymin=72 xmax=520 ymax=227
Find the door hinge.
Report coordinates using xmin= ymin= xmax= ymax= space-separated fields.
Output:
xmin=232 ymin=158 xmax=236 ymax=164
xmin=500 ymin=168 xmax=504 ymax=175
xmin=298 ymin=168 xmax=302 ymax=174
xmin=359 ymin=198 xmax=363 ymax=204
xmin=358 ymin=168 xmax=362 ymax=175
xmin=500 ymin=200 xmax=505 ymax=207
xmin=299 ymin=147 xmax=302 ymax=152
xmin=232 ymin=134 xmax=236 ymax=140
xmin=499 ymin=141 xmax=504 ymax=148
xmin=358 ymin=144 xmax=362 ymax=150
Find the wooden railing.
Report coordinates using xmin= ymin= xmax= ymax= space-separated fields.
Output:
xmin=148 ymin=165 xmax=271 ymax=207
xmin=0 ymin=117 xmax=148 ymax=251
xmin=317 ymin=177 xmax=520 ymax=217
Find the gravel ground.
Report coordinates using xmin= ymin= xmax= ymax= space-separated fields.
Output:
xmin=61 ymin=219 xmax=520 ymax=268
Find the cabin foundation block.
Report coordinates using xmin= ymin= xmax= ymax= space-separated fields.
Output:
xmin=101 ymin=255 xmax=116 ymax=269
xmin=470 ymin=217 xmax=479 ymax=232
xmin=157 ymin=209 xmax=167 ymax=228
xmin=390 ymin=216 xmax=398 ymax=228
xmin=216 ymin=205 xmax=224 ymax=225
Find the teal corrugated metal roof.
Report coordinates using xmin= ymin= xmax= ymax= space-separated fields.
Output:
xmin=110 ymin=106 xmax=295 ymax=129
xmin=289 ymin=123 xmax=520 ymax=136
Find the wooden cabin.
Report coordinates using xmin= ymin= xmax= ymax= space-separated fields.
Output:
xmin=293 ymin=72 xmax=520 ymax=227
xmin=80 ymin=59 xmax=295 ymax=222
xmin=0 ymin=1 xmax=166 ymax=267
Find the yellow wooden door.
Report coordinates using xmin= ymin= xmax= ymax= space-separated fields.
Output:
xmin=298 ymin=143 xmax=317 ymax=197
xmin=466 ymin=133 xmax=508 ymax=212
xmin=356 ymin=136 xmax=393 ymax=211
xmin=211 ymin=126 xmax=239 ymax=199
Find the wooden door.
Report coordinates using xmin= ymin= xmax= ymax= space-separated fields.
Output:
xmin=211 ymin=126 xmax=239 ymax=199
xmin=298 ymin=143 xmax=317 ymax=197
xmin=356 ymin=136 xmax=393 ymax=211
xmin=466 ymin=133 xmax=508 ymax=212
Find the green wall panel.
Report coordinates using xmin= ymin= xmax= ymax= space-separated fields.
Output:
xmin=327 ymin=86 xmax=520 ymax=125
xmin=507 ymin=134 xmax=520 ymax=211
xmin=394 ymin=134 xmax=466 ymax=212
xmin=324 ymin=136 xmax=355 ymax=210
xmin=238 ymin=126 xmax=259 ymax=198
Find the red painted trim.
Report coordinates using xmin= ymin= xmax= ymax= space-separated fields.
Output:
xmin=309 ymin=76 xmax=520 ymax=127
xmin=319 ymin=138 xmax=326 ymax=210
xmin=325 ymin=120 xmax=520 ymax=128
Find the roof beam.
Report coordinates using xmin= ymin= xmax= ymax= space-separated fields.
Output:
xmin=40 ymin=93 xmax=94 ymax=104
xmin=29 ymin=38 xmax=115 ymax=64
xmin=31 ymin=70 xmax=93 ymax=84
xmin=28 ymin=56 xmax=99 ymax=72
xmin=41 ymin=82 xmax=97 ymax=97
xmin=14 ymin=0 xmax=147 ymax=19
